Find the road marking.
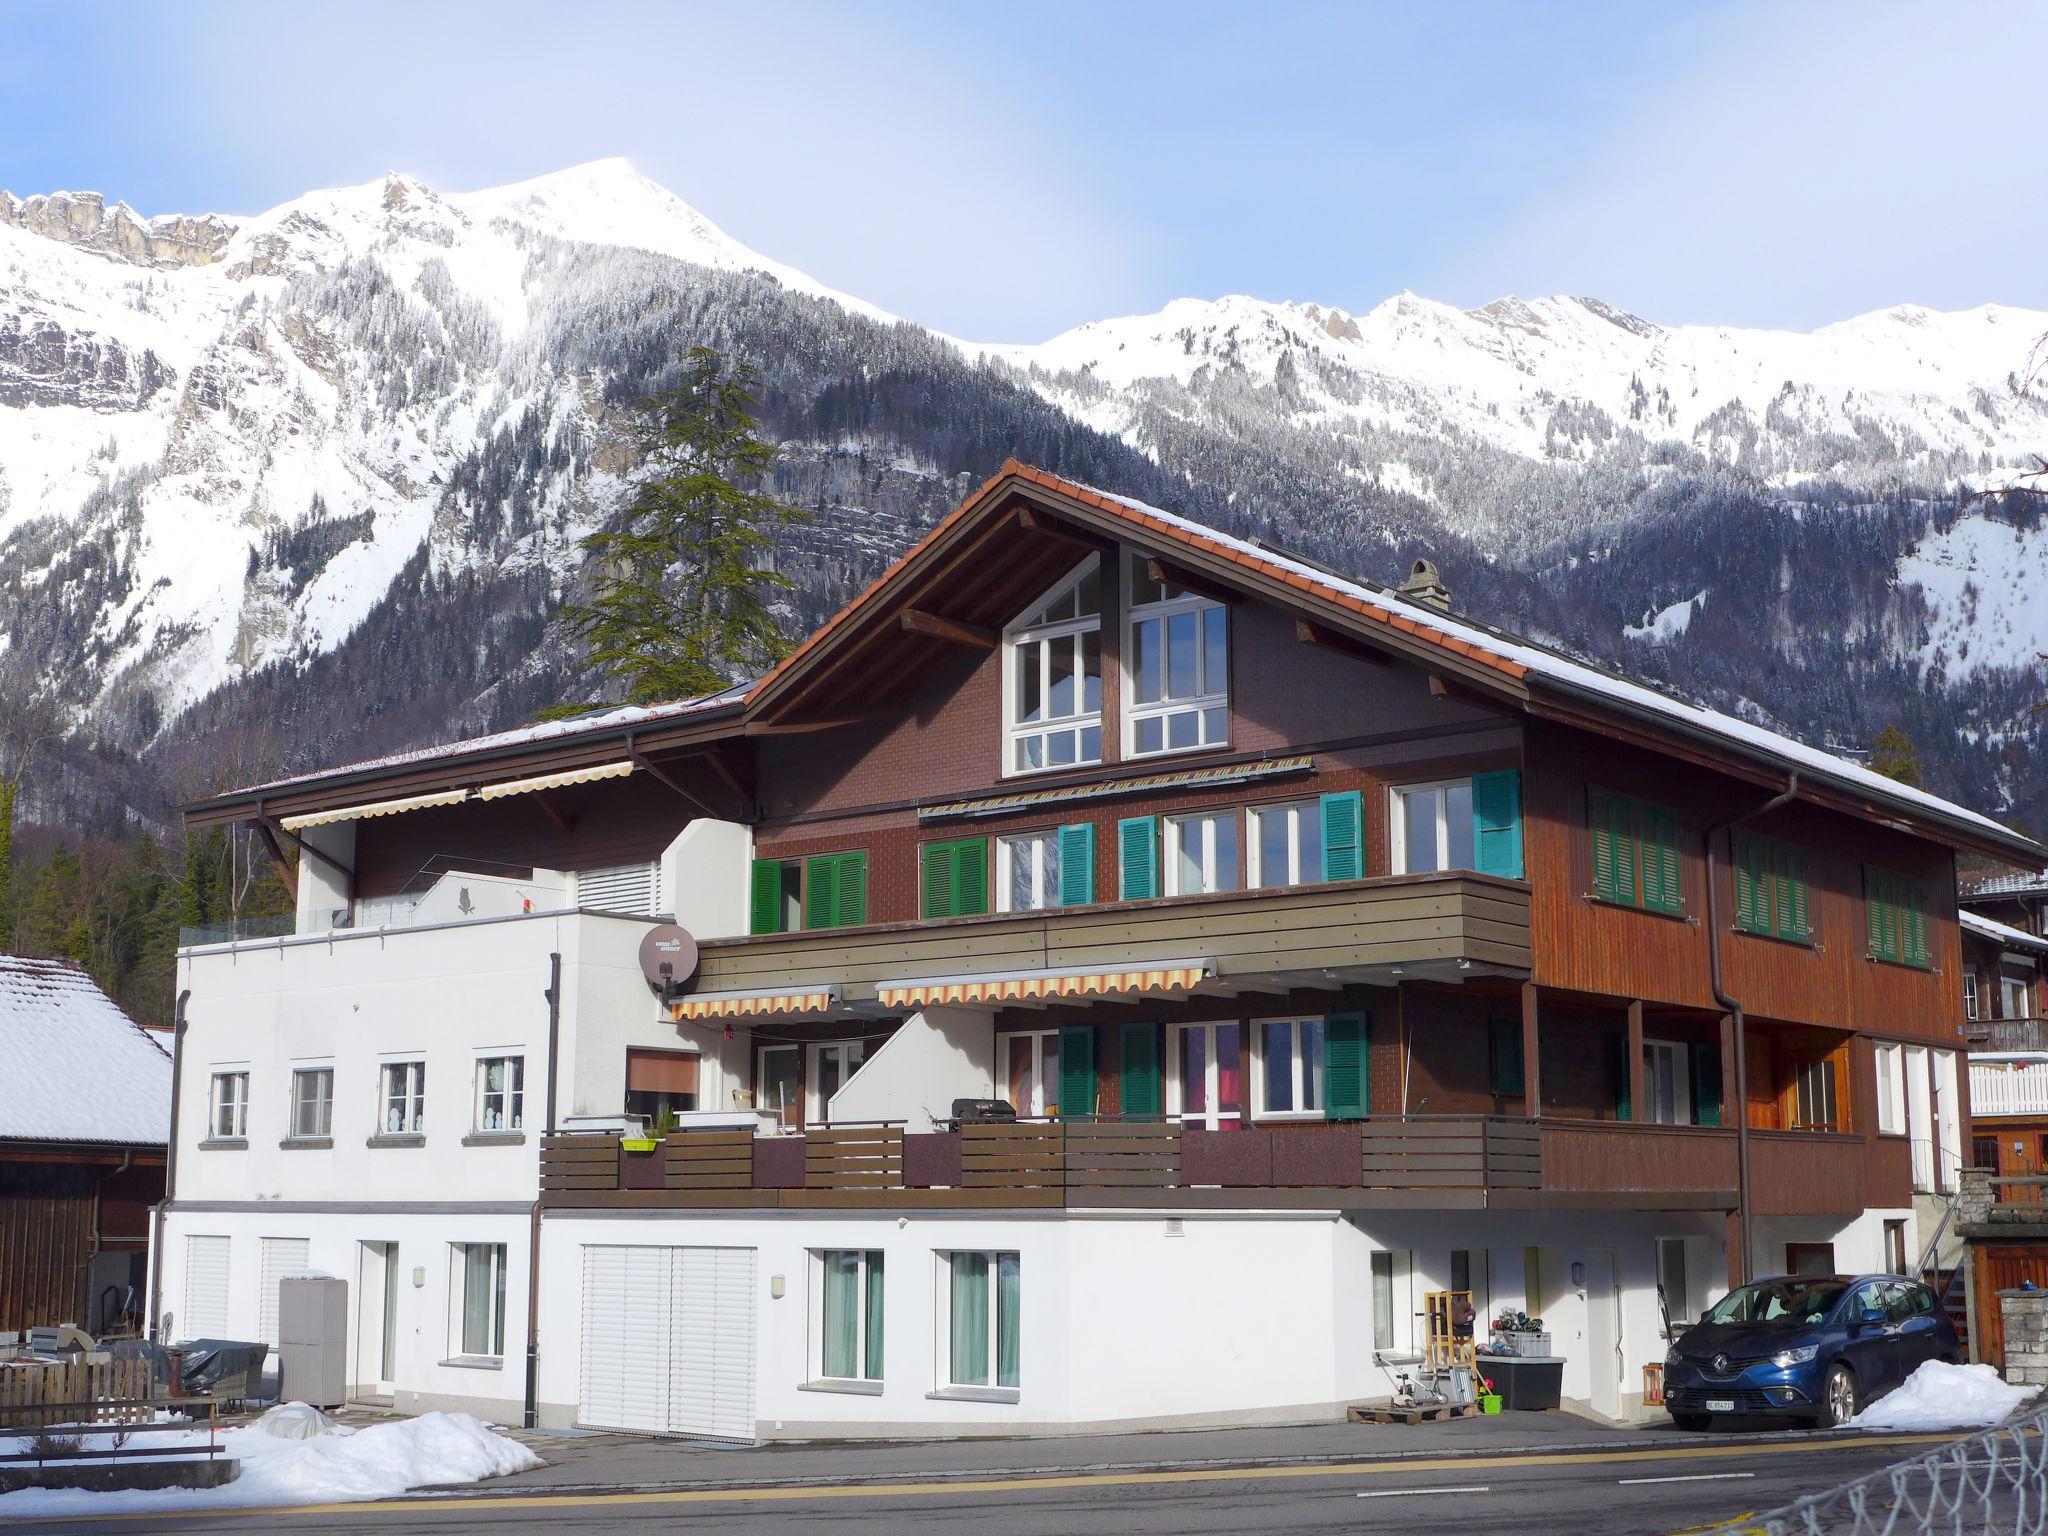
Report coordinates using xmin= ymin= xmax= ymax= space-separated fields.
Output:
xmin=9 ymin=1430 xmax=1960 ymax=1527
xmin=1356 ymin=1485 xmax=1490 ymax=1498
xmin=1618 ymin=1471 xmax=1757 ymax=1485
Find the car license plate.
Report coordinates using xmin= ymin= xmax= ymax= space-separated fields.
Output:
xmin=1705 ymin=1398 xmax=1736 ymax=1413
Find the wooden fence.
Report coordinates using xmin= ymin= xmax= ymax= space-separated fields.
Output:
xmin=0 ymin=1358 xmax=157 ymax=1428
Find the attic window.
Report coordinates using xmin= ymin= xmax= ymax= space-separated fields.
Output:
xmin=1125 ymin=552 xmax=1228 ymax=758
xmin=1003 ymin=558 xmax=1102 ymax=775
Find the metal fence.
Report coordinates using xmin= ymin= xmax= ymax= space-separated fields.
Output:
xmin=1706 ymin=1404 xmax=2048 ymax=1536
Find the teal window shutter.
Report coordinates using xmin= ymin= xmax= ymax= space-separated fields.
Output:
xmin=1119 ymin=1023 xmax=1161 ymax=1119
xmin=1489 ymin=1018 xmax=1524 ymax=1097
xmin=1470 ymin=770 xmax=1524 ymax=879
xmin=1323 ymin=1012 xmax=1369 ymax=1120
xmin=1057 ymin=1025 xmax=1097 ymax=1119
xmin=1321 ymin=792 xmax=1363 ymax=882
xmin=749 ymin=860 xmax=783 ymax=935
xmin=1118 ymin=816 xmax=1159 ymax=901
xmin=1057 ymin=822 xmax=1096 ymax=906
xmin=1691 ymin=1041 xmax=1722 ymax=1126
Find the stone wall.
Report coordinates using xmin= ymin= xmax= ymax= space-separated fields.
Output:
xmin=1961 ymin=1166 xmax=1995 ymax=1229
xmin=2000 ymin=1289 xmax=2048 ymax=1385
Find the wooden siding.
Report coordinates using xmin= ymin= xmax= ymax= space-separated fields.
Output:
xmin=1748 ymin=1130 xmax=1870 ymax=1215
xmin=1540 ymin=1121 xmax=1739 ymax=1194
xmin=0 ymin=1162 xmax=95 ymax=1332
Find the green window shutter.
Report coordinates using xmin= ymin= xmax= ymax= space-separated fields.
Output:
xmin=1057 ymin=1025 xmax=1097 ymax=1119
xmin=1471 ymin=770 xmax=1524 ymax=880
xmin=1616 ymin=1032 xmax=1633 ymax=1122
xmin=1590 ymin=790 xmax=1619 ymax=903
xmin=1489 ymin=1018 xmax=1525 ymax=1097
xmin=750 ymin=859 xmax=783 ymax=935
xmin=836 ymin=852 xmax=868 ymax=927
xmin=1323 ymin=1012 xmax=1369 ymax=1120
xmin=1057 ymin=822 xmax=1096 ymax=906
xmin=1784 ymin=847 xmax=1811 ymax=942
xmin=1731 ymin=831 xmax=1762 ymax=934
xmin=1641 ymin=807 xmax=1682 ymax=914
xmin=1691 ymin=1040 xmax=1722 ymax=1126
xmin=1905 ymin=882 xmax=1931 ymax=968
xmin=1118 ymin=816 xmax=1159 ymax=901
xmin=1864 ymin=866 xmax=1888 ymax=960
xmin=804 ymin=855 xmax=838 ymax=931
xmin=1119 ymin=1022 xmax=1162 ymax=1119
xmin=920 ymin=842 xmax=954 ymax=920
xmin=1321 ymin=791 xmax=1363 ymax=882
xmin=921 ymin=839 xmax=987 ymax=919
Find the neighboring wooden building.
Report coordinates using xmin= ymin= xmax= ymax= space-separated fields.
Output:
xmin=0 ymin=957 xmax=170 ymax=1335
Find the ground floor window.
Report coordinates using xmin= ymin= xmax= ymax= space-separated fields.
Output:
xmin=454 ymin=1242 xmax=507 ymax=1358
xmin=1371 ymin=1250 xmax=1412 ymax=1351
xmin=1884 ymin=1219 xmax=1908 ymax=1276
xmin=944 ymin=1252 xmax=1020 ymax=1390
xmin=817 ymin=1250 xmax=884 ymax=1382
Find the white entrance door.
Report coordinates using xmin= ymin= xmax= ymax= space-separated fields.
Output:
xmin=355 ymin=1242 xmax=399 ymax=1395
xmin=579 ymin=1245 xmax=758 ymax=1440
xmin=1584 ymin=1250 xmax=1623 ymax=1419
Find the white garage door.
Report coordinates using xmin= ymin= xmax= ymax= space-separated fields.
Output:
xmin=579 ymin=1244 xmax=756 ymax=1441
xmin=183 ymin=1236 xmax=230 ymax=1341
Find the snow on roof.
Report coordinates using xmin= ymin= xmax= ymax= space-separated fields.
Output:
xmin=1963 ymin=910 xmax=2048 ymax=954
xmin=1965 ymin=868 xmax=2048 ymax=900
xmin=234 ymin=684 xmax=749 ymax=797
xmin=1074 ymin=475 xmax=2031 ymax=849
xmin=0 ymin=957 xmax=171 ymax=1144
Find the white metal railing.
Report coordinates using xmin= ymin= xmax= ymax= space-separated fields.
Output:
xmin=1972 ymin=1060 xmax=2048 ymax=1118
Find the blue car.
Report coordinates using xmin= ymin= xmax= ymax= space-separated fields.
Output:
xmin=1663 ymin=1273 xmax=1961 ymax=1430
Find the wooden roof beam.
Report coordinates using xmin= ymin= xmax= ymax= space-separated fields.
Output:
xmin=1147 ymin=555 xmax=1239 ymax=607
xmin=900 ymin=608 xmax=996 ymax=649
xmin=1296 ymin=618 xmax=1391 ymax=666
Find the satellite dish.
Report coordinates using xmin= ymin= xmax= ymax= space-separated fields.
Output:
xmin=638 ymin=923 xmax=700 ymax=1001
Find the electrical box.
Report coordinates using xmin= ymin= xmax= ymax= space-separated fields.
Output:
xmin=278 ymin=1275 xmax=348 ymax=1408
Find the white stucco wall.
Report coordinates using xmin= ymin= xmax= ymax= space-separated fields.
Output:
xmin=827 ymin=1007 xmax=995 ymax=1132
xmin=666 ymin=818 xmax=752 ymax=940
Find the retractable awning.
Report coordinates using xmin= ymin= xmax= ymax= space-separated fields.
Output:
xmin=875 ymin=963 xmax=1214 ymax=1010
xmin=672 ymin=985 xmax=843 ymax=1022
xmin=279 ymin=760 xmax=635 ymax=829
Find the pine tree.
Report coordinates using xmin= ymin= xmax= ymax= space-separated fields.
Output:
xmin=1870 ymin=725 xmax=1923 ymax=788
xmin=555 ymin=348 xmax=808 ymax=707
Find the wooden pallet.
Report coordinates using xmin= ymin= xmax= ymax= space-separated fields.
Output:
xmin=1348 ymin=1399 xmax=1481 ymax=1425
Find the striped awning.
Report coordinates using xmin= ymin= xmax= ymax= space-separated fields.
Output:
xmin=875 ymin=963 xmax=1213 ymax=1010
xmin=672 ymin=985 xmax=842 ymax=1022
xmin=476 ymin=760 xmax=634 ymax=800
xmin=280 ymin=760 xmax=635 ymax=829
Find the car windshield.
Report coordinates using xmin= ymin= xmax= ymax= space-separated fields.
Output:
xmin=1702 ymin=1279 xmax=1849 ymax=1327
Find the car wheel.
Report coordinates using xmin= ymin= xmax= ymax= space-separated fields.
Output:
xmin=1670 ymin=1411 xmax=1711 ymax=1431
xmin=1816 ymin=1363 xmax=1859 ymax=1428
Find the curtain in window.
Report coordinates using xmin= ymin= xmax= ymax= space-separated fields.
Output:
xmin=865 ymin=1254 xmax=885 ymax=1380
xmin=996 ymin=1254 xmax=1021 ymax=1388
xmin=950 ymin=1253 xmax=989 ymax=1385
xmin=462 ymin=1246 xmax=496 ymax=1356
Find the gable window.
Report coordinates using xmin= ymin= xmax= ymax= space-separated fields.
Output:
xmin=475 ymin=1056 xmax=524 ymax=1133
xmin=1164 ymin=811 xmax=1239 ymax=896
xmin=1732 ymin=831 xmax=1813 ymax=944
xmin=1249 ymin=800 xmax=1324 ymax=888
xmin=1864 ymin=866 xmax=1931 ymax=969
xmin=815 ymin=1249 xmax=884 ymax=1384
xmin=999 ymin=1029 xmax=1062 ymax=1116
xmin=1257 ymin=1017 xmax=1325 ymax=1116
xmin=1126 ymin=554 xmax=1228 ymax=757
xmin=1391 ymin=779 xmax=1476 ymax=874
xmin=748 ymin=858 xmax=805 ymax=935
xmin=289 ymin=1067 xmax=333 ymax=1140
xmin=1588 ymin=788 xmax=1683 ymax=915
xmin=1004 ymin=559 xmax=1101 ymax=775
xmin=379 ymin=1061 xmax=425 ymax=1135
xmin=210 ymin=1071 xmax=249 ymax=1140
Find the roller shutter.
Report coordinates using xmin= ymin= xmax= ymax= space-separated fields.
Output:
xmin=579 ymin=1244 xmax=757 ymax=1441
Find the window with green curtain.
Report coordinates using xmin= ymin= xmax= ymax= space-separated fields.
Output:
xmin=949 ymin=1252 xmax=989 ymax=1386
xmin=804 ymin=852 xmax=869 ymax=930
xmin=1732 ymin=831 xmax=1813 ymax=944
xmin=1324 ymin=1012 xmax=1368 ymax=1119
xmin=1320 ymin=791 xmax=1363 ymax=881
xmin=996 ymin=1253 xmax=1020 ymax=1389
xmin=1489 ymin=1017 xmax=1524 ymax=1097
xmin=822 ymin=1251 xmax=861 ymax=1379
xmin=1057 ymin=823 xmax=1095 ymax=906
xmin=1864 ymin=865 xmax=1932 ymax=969
xmin=1471 ymin=770 xmax=1524 ymax=879
xmin=461 ymin=1243 xmax=505 ymax=1357
xmin=1118 ymin=816 xmax=1159 ymax=900
xmin=1588 ymin=789 xmax=1683 ymax=914
xmin=865 ymin=1252 xmax=885 ymax=1380
xmin=922 ymin=838 xmax=988 ymax=919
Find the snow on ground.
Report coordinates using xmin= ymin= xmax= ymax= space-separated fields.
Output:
xmin=1851 ymin=1361 xmax=2040 ymax=1432
xmin=0 ymin=1407 xmax=540 ymax=1516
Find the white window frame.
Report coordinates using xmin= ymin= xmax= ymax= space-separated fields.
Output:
xmin=450 ymin=1241 xmax=507 ymax=1362
xmin=1388 ymin=777 xmax=1475 ymax=875
xmin=209 ymin=1069 xmax=249 ymax=1140
xmin=288 ymin=1065 xmax=333 ymax=1140
xmin=1247 ymin=799 xmax=1323 ymax=889
xmin=474 ymin=1055 xmax=525 ymax=1133
xmin=1164 ymin=810 xmax=1239 ymax=896
xmin=1253 ymin=1016 xmax=1325 ymax=1119
xmin=996 ymin=830 xmax=1063 ymax=913
xmin=1875 ymin=1042 xmax=1907 ymax=1135
xmin=2004 ymin=972 xmax=2034 ymax=1020
xmin=757 ymin=1043 xmax=803 ymax=1129
xmin=997 ymin=1028 xmax=1062 ymax=1117
xmin=810 ymin=1248 xmax=884 ymax=1386
xmin=1642 ymin=1040 xmax=1692 ymax=1126
xmin=1001 ymin=557 xmax=1102 ymax=778
xmin=1167 ymin=1019 xmax=1245 ymax=1130
xmin=937 ymin=1250 xmax=1020 ymax=1393
xmin=379 ymin=1059 xmax=426 ymax=1136
xmin=1964 ymin=971 xmax=1980 ymax=1020
xmin=811 ymin=1039 xmax=868 ymax=1125
xmin=1123 ymin=553 xmax=1229 ymax=759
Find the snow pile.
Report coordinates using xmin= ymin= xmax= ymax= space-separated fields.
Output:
xmin=0 ymin=1408 xmax=540 ymax=1516
xmin=1851 ymin=1362 xmax=2039 ymax=1431
xmin=252 ymin=1400 xmax=343 ymax=1439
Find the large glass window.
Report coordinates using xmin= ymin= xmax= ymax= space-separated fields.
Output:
xmin=290 ymin=1067 xmax=333 ymax=1139
xmin=1259 ymin=1018 xmax=1325 ymax=1115
xmin=999 ymin=1030 xmax=1061 ymax=1117
xmin=380 ymin=1061 xmax=425 ymax=1135
xmin=1127 ymin=556 xmax=1228 ymax=756
xmin=210 ymin=1071 xmax=248 ymax=1139
xmin=818 ymin=1250 xmax=884 ymax=1383
xmin=1165 ymin=811 xmax=1239 ymax=896
xmin=456 ymin=1242 xmax=507 ymax=1358
xmin=998 ymin=831 xmax=1063 ymax=912
xmin=475 ymin=1056 xmax=524 ymax=1133
xmin=1248 ymin=800 xmax=1324 ymax=888
xmin=1391 ymin=779 xmax=1475 ymax=874
xmin=1171 ymin=1021 xmax=1244 ymax=1129
xmin=945 ymin=1252 xmax=1020 ymax=1390
xmin=1004 ymin=561 xmax=1101 ymax=775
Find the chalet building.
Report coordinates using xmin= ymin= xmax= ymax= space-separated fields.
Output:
xmin=1962 ymin=909 xmax=2048 ymax=1180
xmin=155 ymin=462 xmax=2042 ymax=1436
xmin=1 ymin=957 xmax=170 ymax=1336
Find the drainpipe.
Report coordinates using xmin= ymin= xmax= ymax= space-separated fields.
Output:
xmin=524 ymin=952 xmax=562 ymax=1429
xmin=87 ymin=1150 xmax=135 ymax=1332
xmin=1705 ymin=773 xmax=1798 ymax=1287
xmin=149 ymin=989 xmax=191 ymax=1342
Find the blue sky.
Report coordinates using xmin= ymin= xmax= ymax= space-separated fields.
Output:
xmin=6 ymin=0 xmax=2043 ymax=339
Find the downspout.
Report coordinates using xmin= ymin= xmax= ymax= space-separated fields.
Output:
xmin=524 ymin=952 xmax=562 ymax=1429
xmin=1705 ymin=772 xmax=1798 ymax=1286
xmin=149 ymin=988 xmax=191 ymax=1342
xmin=87 ymin=1150 xmax=135 ymax=1332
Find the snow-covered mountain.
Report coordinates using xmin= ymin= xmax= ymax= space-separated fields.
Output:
xmin=1 ymin=160 xmax=2043 ymax=831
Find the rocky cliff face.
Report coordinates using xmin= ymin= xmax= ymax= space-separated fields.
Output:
xmin=0 ymin=190 xmax=233 ymax=267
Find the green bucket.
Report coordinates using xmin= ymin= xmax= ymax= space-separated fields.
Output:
xmin=1479 ymin=1394 xmax=1503 ymax=1415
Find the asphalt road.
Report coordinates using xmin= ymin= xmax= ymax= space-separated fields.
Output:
xmin=10 ymin=1432 xmax=1953 ymax=1536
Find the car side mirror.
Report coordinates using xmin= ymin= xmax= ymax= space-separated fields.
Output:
xmin=1857 ymin=1307 xmax=1885 ymax=1327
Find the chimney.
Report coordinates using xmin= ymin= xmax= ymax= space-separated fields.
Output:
xmin=1399 ymin=557 xmax=1451 ymax=610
